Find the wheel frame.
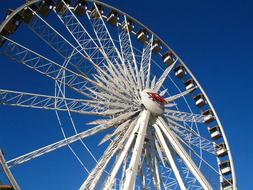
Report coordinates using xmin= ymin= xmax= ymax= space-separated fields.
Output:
xmin=0 ymin=0 xmax=236 ymax=189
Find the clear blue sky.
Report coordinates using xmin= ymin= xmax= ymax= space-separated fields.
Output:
xmin=0 ymin=0 xmax=252 ymax=189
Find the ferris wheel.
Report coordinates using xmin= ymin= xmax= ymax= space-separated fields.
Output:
xmin=0 ymin=0 xmax=236 ymax=190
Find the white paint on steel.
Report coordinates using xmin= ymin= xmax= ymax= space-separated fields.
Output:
xmin=0 ymin=150 xmax=20 ymax=190
xmin=153 ymin=124 xmax=187 ymax=190
xmin=122 ymin=110 xmax=151 ymax=190
xmin=157 ymin=117 xmax=213 ymax=190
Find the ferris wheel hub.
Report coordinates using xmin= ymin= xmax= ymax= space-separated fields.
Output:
xmin=141 ymin=89 xmax=165 ymax=115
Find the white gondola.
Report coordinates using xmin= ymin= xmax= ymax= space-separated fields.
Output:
xmin=122 ymin=19 xmax=135 ymax=32
xmin=107 ymin=10 xmax=119 ymax=26
xmin=184 ymin=79 xmax=195 ymax=91
xmin=174 ymin=65 xmax=185 ymax=78
xmin=219 ymin=161 xmax=232 ymax=175
xmin=203 ymin=109 xmax=215 ymax=124
xmin=162 ymin=51 xmax=174 ymax=65
xmin=55 ymin=0 xmax=71 ymax=16
xmin=2 ymin=9 xmax=22 ymax=35
xmin=37 ymin=0 xmax=53 ymax=17
xmin=222 ymin=179 xmax=233 ymax=190
xmin=216 ymin=142 xmax=227 ymax=157
xmin=208 ymin=125 xmax=221 ymax=140
xmin=3 ymin=21 xmax=16 ymax=35
xmin=20 ymin=7 xmax=33 ymax=24
xmin=194 ymin=94 xmax=206 ymax=107
xmin=151 ymin=39 xmax=161 ymax=53
xmin=90 ymin=4 xmax=104 ymax=19
xmin=74 ymin=0 xmax=87 ymax=16
xmin=136 ymin=29 xmax=148 ymax=43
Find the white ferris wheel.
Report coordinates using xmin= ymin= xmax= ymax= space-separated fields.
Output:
xmin=0 ymin=0 xmax=236 ymax=190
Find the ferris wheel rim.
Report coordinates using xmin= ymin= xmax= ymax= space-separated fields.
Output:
xmin=0 ymin=0 xmax=236 ymax=189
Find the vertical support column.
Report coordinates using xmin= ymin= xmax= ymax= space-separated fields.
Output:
xmin=0 ymin=150 xmax=20 ymax=190
xmin=122 ymin=110 xmax=151 ymax=190
xmin=103 ymin=115 xmax=143 ymax=190
xmin=153 ymin=124 xmax=187 ymax=190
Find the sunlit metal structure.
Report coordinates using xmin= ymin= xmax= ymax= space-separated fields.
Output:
xmin=0 ymin=0 xmax=236 ymax=189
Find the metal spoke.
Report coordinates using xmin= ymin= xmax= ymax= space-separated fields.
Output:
xmin=86 ymin=4 xmax=139 ymax=100
xmin=173 ymin=130 xmax=225 ymax=180
xmin=54 ymin=1 xmax=110 ymax=70
xmin=165 ymin=86 xmax=197 ymax=103
xmin=118 ymin=20 xmax=141 ymax=92
xmin=164 ymin=109 xmax=213 ymax=123
xmin=166 ymin=117 xmax=216 ymax=154
xmin=0 ymin=89 xmax=93 ymax=114
xmin=87 ymin=3 xmax=123 ymax=64
xmin=6 ymin=123 xmax=118 ymax=168
xmin=148 ymin=132 xmax=164 ymax=190
xmin=103 ymin=118 xmax=140 ymax=190
xmin=0 ymin=88 xmax=138 ymax=117
xmin=144 ymin=134 xmax=162 ymax=190
xmin=118 ymin=16 xmax=138 ymax=84
xmin=80 ymin=113 xmax=143 ymax=190
xmin=0 ymin=37 xmax=91 ymax=96
xmin=156 ymin=117 xmax=213 ymax=190
xmin=153 ymin=124 xmax=187 ymax=190
xmin=122 ymin=110 xmax=150 ymax=190
xmin=94 ymin=58 xmax=135 ymax=100
xmin=26 ymin=7 xmax=88 ymax=74
xmin=99 ymin=119 xmax=132 ymax=145
xmin=139 ymin=35 xmax=153 ymax=89
xmin=138 ymin=36 xmax=153 ymax=91
xmin=154 ymin=60 xmax=177 ymax=92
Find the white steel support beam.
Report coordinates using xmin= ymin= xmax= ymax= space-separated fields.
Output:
xmin=79 ymin=131 xmax=127 ymax=190
xmin=153 ymin=157 xmax=162 ymax=190
xmin=1 ymin=37 xmax=91 ymax=97
xmin=88 ymin=3 xmax=123 ymax=65
xmin=27 ymin=8 xmax=85 ymax=66
xmin=0 ymin=89 xmax=92 ymax=114
xmin=145 ymin=129 xmax=161 ymax=189
xmin=154 ymin=61 xmax=176 ymax=92
xmin=138 ymin=166 xmax=146 ymax=190
xmin=164 ymin=109 xmax=213 ymax=123
xmin=153 ymin=124 xmax=187 ymax=190
xmin=7 ymin=120 xmax=125 ymax=168
xmin=80 ymin=114 xmax=141 ymax=190
xmin=103 ymin=114 xmax=143 ymax=190
xmin=164 ymin=87 xmax=197 ymax=103
xmin=118 ymin=16 xmax=138 ymax=85
xmin=148 ymin=134 xmax=162 ymax=190
xmin=54 ymin=1 xmax=113 ymax=77
xmin=157 ymin=117 xmax=213 ymax=190
xmin=140 ymin=35 xmax=153 ymax=89
xmin=145 ymin=145 xmax=159 ymax=189
xmin=0 ymin=89 xmax=132 ymax=116
xmin=0 ymin=150 xmax=20 ymax=190
xmin=122 ymin=110 xmax=151 ymax=190
xmin=166 ymin=117 xmax=215 ymax=154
